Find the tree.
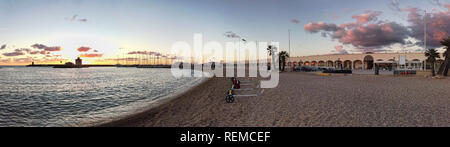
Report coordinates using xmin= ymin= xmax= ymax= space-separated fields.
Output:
xmin=278 ymin=51 xmax=289 ymax=71
xmin=267 ymin=45 xmax=276 ymax=56
xmin=425 ymin=48 xmax=440 ymax=77
xmin=267 ymin=45 xmax=277 ymax=70
xmin=437 ymin=36 xmax=450 ymax=76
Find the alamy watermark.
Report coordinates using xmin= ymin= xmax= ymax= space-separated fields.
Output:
xmin=170 ymin=34 xmax=279 ymax=88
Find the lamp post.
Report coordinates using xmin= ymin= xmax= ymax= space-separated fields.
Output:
xmin=288 ymin=29 xmax=291 ymax=64
xmin=424 ymin=10 xmax=427 ymax=53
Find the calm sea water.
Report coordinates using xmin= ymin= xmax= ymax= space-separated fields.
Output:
xmin=0 ymin=67 xmax=205 ymax=127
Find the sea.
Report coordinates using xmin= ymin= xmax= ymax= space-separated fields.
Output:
xmin=0 ymin=67 xmax=206 ymax=127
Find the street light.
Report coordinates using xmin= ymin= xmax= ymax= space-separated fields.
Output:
xmin=288 ymin=29 xmax=291 ymax=63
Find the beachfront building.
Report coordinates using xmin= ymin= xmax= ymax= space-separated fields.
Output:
xmin=75 ymin=57 xmax=82 ymax=68
xmin=287 ymin=52 xmax=445 ymax=70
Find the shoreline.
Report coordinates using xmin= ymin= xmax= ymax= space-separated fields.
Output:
xmin=96 ymin=75 xmax=215 ymax=127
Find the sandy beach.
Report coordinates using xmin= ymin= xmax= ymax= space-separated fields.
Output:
xmin=99 ymin=72 xmax=450 ymax=127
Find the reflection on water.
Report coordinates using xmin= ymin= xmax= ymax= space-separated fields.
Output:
xmin=0 ymin=67 xmax=204 ymax=127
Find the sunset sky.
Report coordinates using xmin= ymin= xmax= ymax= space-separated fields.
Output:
xmin=0 ymin=0 xmax=449 ymax=65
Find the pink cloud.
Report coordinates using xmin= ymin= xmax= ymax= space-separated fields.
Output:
xmin=305 ymin=4 xmax=450 ymax=49
xmin=79 ymin=53 xmax=103 ymax=58
xmin=291 ymin=19 xmax=300 ymax=24
xmin=351 ymin=10 xmax=381 ymax=23
xmin=406 ymin=5 xmax=450 ymax=47
xmin=334 ymin=45 xmax=348 ymax=54
xmin=304 ymin=22 xmax=338 ymax=33
xmin=77 ymin=46 xmax=92 ymax=52
xmin=445 ymin=4 xmax=450 ymax=11
xmin=304 ymin=11 xmax=409 ymax=49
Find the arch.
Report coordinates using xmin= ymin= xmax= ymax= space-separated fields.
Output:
xmin=363 ymin=55 xmax=374 ymax=70
xmin=304 ymin=61 xmax=310 ymax=66
xmin=293 ymin=61 xmax=298 ymax=66
xmin=318 ymin=61 xmax=325 ymax=67
xmin=335 ymin=60 xmax=343 ymax=69
xmin=344 ymin=60 xmax=352 ymax=69
xmin=353 ymin=60 xmax=363 ymax=70
xmin=311 ymin=61 xmax=317 ymax=66
xmin=288 ymin=62 xmax=292 ymax=66
xmin=327 ymin=60 xmax=334 ymax=67
xmin=298 ymin=61 xmax=303 ymax=66
xmin=411 ymin=59 xmax=421 ymax=69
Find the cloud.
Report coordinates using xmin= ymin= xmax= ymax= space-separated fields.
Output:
xmin=0 ymin=58 xmax=11 ymax=63
xmin=44 ymin=46 xmax=62 ymax=52
xmin=354 ymin=48 xmax=390 ymax=53
xmin=66 ymin=15 xmax=88 ymax=22
xmin=405 ymin=6 xmax=450 ymax=47
xmin=41 ymin=51 xmax=50 ymax=55
xmin=428 ymin=0 xmax=442 ymax=6
xmin=291 ymin=19 xmax=300 ymax=24
xmin=14 ymin=48 xmax=32 ymax=54
xmin=0 ymin=44 xmax=6 ymax=50
xmin=13 ymin=57 xmax=33 ymax=63
xmin=304 ymin=11 xmax=410 ymax=50
xmin=77 ymin=46 xmax=92 ymax=52
xmin=334 ymin=45 xmax=349 ymax=54
xmin=388 ymin=0 xmax=401 ymax=12
xmin=305 ymin=4 xmax=450 ymax=50
xmin=223 ymin=31 xmax=241 ymax=38
xmin=79 ymin=53 xmax=103 ymax=58
xmin=31 ymin=44 xmax=62 ymax=51
xmin=31 ymin=44 xmax=46 ymax=49
xmin=2 ymin=51 xmax=25 ymax=57
xmin=351 ymin=10 xmax=381 ymax=23
xmin=29 ymin=51 xmax=40 ymax=55
xmin=78 ymin=19 xmax=88 ymax=22
xmin=324 ymin=12 xmax=341 ymax=20
xmin=127 ymin=51 xmax=162 ymax=56
xmin=28 ymin=50 xmax=48 ymax=55
xmin=71 ymin=15 xmax=78 ymax=21
xmin=304 ymin=22 xmax=339 ymax=33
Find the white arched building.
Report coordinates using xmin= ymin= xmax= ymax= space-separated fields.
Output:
xmin=288 ymin=52 xmax=444 ymax=70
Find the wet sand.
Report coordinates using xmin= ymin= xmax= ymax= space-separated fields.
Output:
xmin=99 ymin=72 xmax=450 ymax=127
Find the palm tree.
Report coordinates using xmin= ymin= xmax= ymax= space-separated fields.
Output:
xmin=437 ymin=36 xmax=450 ymax=76
xmin=266 ymin=45 xmax=275 ymax=56
xmin=425 ymin=48 xmax=440 ymax=77
xmin=267 ymin=45 xmax=278 ymax=70
xmin=278 ymin=51 xmax=289 ymax=71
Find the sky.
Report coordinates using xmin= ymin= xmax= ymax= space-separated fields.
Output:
xmin=0 ymin=0 xmax=449 ymax=65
